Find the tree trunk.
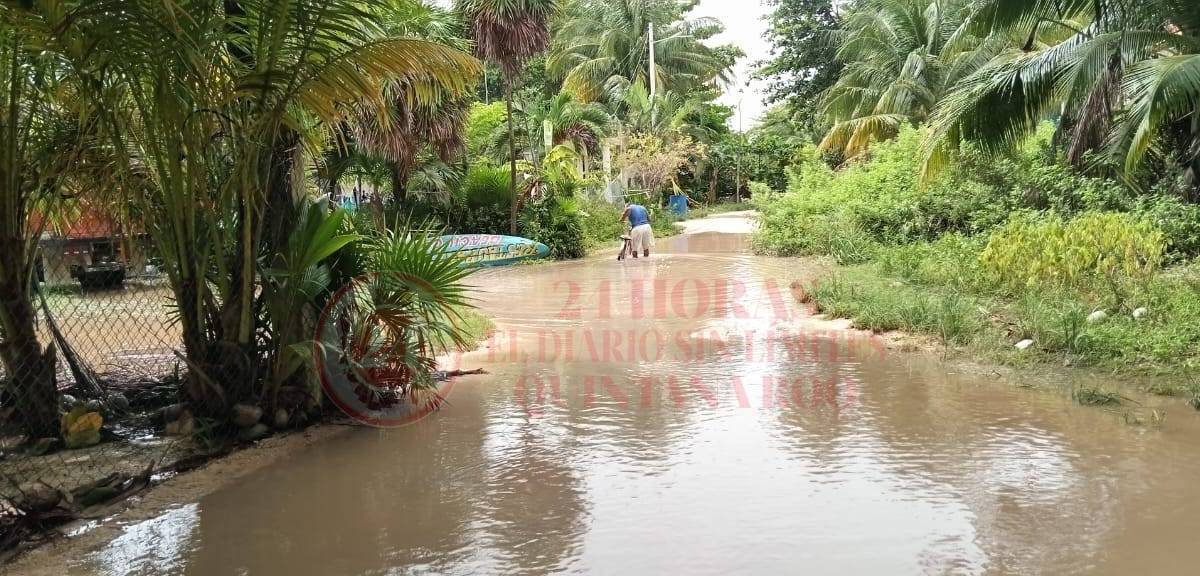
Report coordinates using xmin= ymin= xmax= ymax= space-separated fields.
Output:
xmin=390 ymin=162 xmax=411 ymax=208
xmin=506 ymin=82 xmax=519 ymax=235
xmin=707 ymin=173 xmax=718 ymax=204
xmin=0 ymin=260 xmax=59 ymax=438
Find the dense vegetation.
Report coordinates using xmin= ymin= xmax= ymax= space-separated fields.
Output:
xmin=752 ymin=0 xmax=1200 ymax=380
xmin=381 ymin=0 xmax=754 ymax=256
xmin=0 ymin=0 xmax=752 ymax=441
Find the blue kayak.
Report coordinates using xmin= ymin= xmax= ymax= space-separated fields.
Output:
xmin=437 ymin=234 xmax=551 ymax=267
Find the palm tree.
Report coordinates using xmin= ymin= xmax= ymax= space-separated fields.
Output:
xmin=350 ymin=95 xmax=472 ymax=207
xmin=0 ymin=4 xmax=99 ymax=436
xmin=818 ymin=0 xmax=1003 ymax=158
xmin=487 ymin=91 xmax=613 ymax=170
xmin=344 ymin=0 xmax=474 ymax=207
xmin=458 ymin=0 xmax=559 ymax=234
xmin=81 ymin=0 xmax=480 ymax=411
xmin=921 ymin=0 xmax=1200 ymax=189
xmin=548 ymin=0 xmax=736 ymax=103
xmin=618 ymin=82 xmax=687 ymax=135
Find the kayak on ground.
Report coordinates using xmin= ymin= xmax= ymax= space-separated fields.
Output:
xmin=437 ymin=234 xmax=551 ymax=267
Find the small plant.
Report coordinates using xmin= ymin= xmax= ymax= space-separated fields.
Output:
xmin=1072 ymin=385 xmax=1123 ymax=406
xmin=934 ymin=292 xmax=977 ymax=346
xmin=1055 ymin=300 xmax=1090 ymax=356
xmin=1185 ymin=376 xmax=1200 ymax=410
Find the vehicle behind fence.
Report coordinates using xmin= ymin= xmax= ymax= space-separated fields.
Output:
xmin=0 ymin=215 xmax=479 ymax=550
xmin=1 ymin=249 xmax=202 ymax=547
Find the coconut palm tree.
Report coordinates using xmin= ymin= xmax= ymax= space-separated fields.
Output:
xmin=818 ymin=0 xmax=1004 ymax=158
xmin=921 ymin=0 xmax=1200 ymax=189
xmin=80 ymin=0 xmax=480 ymax=412
xmin=547 ymin=0 xmax=736 ymax=103
xmin=457 ymin=0 xmax=559 ymax=234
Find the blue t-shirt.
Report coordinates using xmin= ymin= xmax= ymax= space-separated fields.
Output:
xmin=627 ymin=204 xmax=650 ymax=227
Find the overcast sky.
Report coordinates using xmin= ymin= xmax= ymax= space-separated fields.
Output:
xmin=692 ymin=0 xmax=772 ymax=130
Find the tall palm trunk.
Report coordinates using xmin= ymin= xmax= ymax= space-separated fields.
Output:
xmin=506 ymin=81 xmax=518 ymax=234
xmin=391 ymin=162 xmax=412 ymax=207
xmin=0 ymin=248 xmax=58 ymax=438
xmin=1 ymin=35 xmax=59 ymax=438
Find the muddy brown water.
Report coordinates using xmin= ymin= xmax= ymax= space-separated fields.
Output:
xmin=43 ymin=214 xmax=1200 ymax=575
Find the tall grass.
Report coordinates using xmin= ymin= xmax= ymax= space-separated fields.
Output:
xmin=758 ymin=124 xmax=1200 ymax=379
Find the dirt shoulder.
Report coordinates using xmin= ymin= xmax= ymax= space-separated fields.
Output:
xmin=4 ymin=423 xmax=354 ymax=573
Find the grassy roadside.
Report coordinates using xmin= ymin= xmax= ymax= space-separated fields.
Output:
xmin=754 ymin=127 xmax=1200 ymax=406
xmin=452 ymin=304 xmax=496 ymax=351
xmin=795 ymin=250 xmax=1200 ymax=402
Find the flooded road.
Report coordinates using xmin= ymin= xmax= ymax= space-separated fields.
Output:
xmin=45 ymin=213 xmax=1200 ymax=574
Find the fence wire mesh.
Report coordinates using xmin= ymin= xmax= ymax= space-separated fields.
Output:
xmin=1 ymin=238 xmax=205 ymax=546
xmin=0 ymin=208 xmax=475 ymax=550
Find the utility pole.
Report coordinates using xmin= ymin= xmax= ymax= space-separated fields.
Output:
xmin=735 ymin=88 xmax=744 ymax=203
xmin=649 ymin=23 xmax=657 ymax=127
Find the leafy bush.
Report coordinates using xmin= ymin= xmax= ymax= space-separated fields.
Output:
xmin=755 ymin=208 xmax=877 ymax=264
xmin=748 ymin=181 xmax=775 ymax=202
xmin=754 ymin=122 xmax=1200 ymax=374
xmin=577 ymin=197 xmax=625 ymax=250
xmin=453 ymin=163 xmax=512 ymax=234
xmin=1134 ymin=195 xmax=1200 ymax=262
xmin=980 ymin=212 xmax=1165 ymax=301
xmin=756 ymin=123 xmax=1197 ymax=260
xmin=649 ymin=205 xmax=679 ymax=238
xmin=466 ymin=102 xmax=507 ymax=158
xmin=755 ymin=129 xmax=1006 ymax=253
xmin=876 ymin=234 xmax=986 ymax=290
xmin=521 ymin=194 xmax=587 ymax=259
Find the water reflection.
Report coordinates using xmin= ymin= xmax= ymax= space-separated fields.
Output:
xmin=84 ymin=504 xmax=199 ymax=575
xmin=70 ymin=215 xmax=1200 ymax=575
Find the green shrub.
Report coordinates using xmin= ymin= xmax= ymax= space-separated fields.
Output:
xmin=876 ymin=234 xmax=986 ymax=290
xmin=649 ymin=205 xmax=679 ymax=237
xmin=980 ymin=212 xmax=1166 ymax=301
xmin=748 ymin=181 xmax=775 ymax=202
xmin=577 ymin=196 xmax=625 ymax=250
xmin=753 ymin=121 xmax=1200 ymax=374
xmin=466 ymin=102 xmax=507 ymax=158
xmin=755 ymin=210 xmax=877 ymax=264
xmin=1134 ymin=195 xmax=1200 ymax=262
xmin=755 ymin=128 xmax=1012 ymax=255
xmin=454 ymin=163 xmax=512 ymax=234
xmin=521 ymin=194 xmax=587 ymax=260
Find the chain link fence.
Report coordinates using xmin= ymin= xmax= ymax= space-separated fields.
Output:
xmin=1 ymin=233 xmax=202 ymax=548
xmin=0 ymin=209 xmax=478 ymax=551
